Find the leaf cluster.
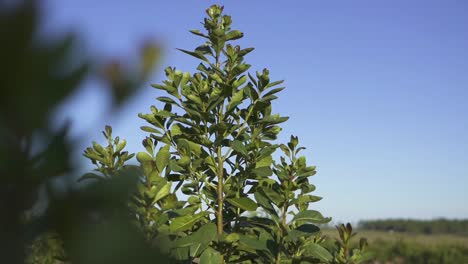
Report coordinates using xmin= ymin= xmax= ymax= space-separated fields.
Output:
xmin=77 ymin=4 xmax=371 ymax=264
xmin=329 ymin=224 xmax=372 ymax=264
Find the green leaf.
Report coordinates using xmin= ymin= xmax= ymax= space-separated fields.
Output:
xmin=115 ymin=139 xmax=127 ymax=153
xmin=170 ymin=211 xmax=209 ymax=232
xmin=154 ymin=182 xmax=172 ymax=203
xmin=265 ymin=80 xmax=284 ymax=89
xmin=279 ymin=144 xmax=290 ymax=156
xmin=136 ymin=152 xmax=152 ymax=163
xmin=140 ymin=126 xmax=161 ymax=134
xmin=226 ymin=88 xmax=244 ymax=113
xmin=209 ymin=73 xmax=223 ymax=83
xmin=199 ymin=247 xmax=222 ymax=264
xmin=189 ymin=29 xmax=208 ymax=38
xmin=154 ymin=110 xmax=175 ymax=118
xmin=174 ymin=223 xmax=217 ymax=257
xmin=238 ymin=234 xmax=268 ymax=252
xmin=232 ymin=75 xmax=247 ymax=88
xmin=256 ymin=155 xmax=272 ymax=168
xmin=190 ymin=223 xmax=217 ymax=257
xmin=261 ymin=187 xmax=283 ymax=205
xmin=301 ymin=243 xmax=333 ymax=262
xmin=151 ymin=83 xmax=175 ymax=93
xmin=227 ymin=197 xmax=258 ymax=211
xmin=290 ymin=135 xmax=299 ymax=148
xmin=263 ymin=87 xmax=285 ymax=97
xmin=225 ymin=30 xmax=243 ymax=41
xmin=172 ymin=246 xmax=189 ymax=261
xmin=187 ymin=195 xmax=200 ymax=205
xmin=187 ymin=140 xmax=202 ymax=156
xmin=225 ymin=233 xmax=240 ymax=243
xmin=170 ymin=124 xmax=183 ymax=137
xmin=77 ymin=173 xmax=103 ymax=182
xmin=182 ymin=68 xmax=192 ymax=79
xmin=195 ymin=44 xmax=213 ymax=55
xmin=259 ymin=94 xmax=278 ymax=103
xmin=254 ymin=191 xmax=275 ymax=214
xmin=159 ymin=193 xmax=179 ymax=210
xmin=296 ymin=195 xmax=322 ymax=204
xmin=177 ymin=48 xmax=209 ymax=62
xmin=232 ymin=140 xmax=247 ymax=156
xmin=92 ymin=141 xmax=105 ymax=155
xmin=286 ymin=224 xmax=320 ymax=241
xmin=260 ymin=114 xmax=289 ymax=125
xmin=156 ymin=145 xmax=170 ymax=172
xmin=157 ymin=96 xmax=180 ymax=107
xmin=186 ymin=94 xmax=203 ymax=106
xmin=252 ymin=166 xmax=272 ymax=177
xmin=239 ymin=47 xmax=255 ymax=57
xmin=292 ymin=210 xmax=331 ymax=224
xmin=177 ymin=156 xmax=191 ymax=167
xmin=169 ymin=159 xmax=184 ymax=172
xmin=297 ymin=166 xmax=317 ymax=177
xmin=301 ymin=183 xmax=316 ymax=193
xmin=249 ymin=216 xmax=278 ymax=230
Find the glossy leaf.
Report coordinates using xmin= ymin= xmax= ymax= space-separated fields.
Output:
xmin=293 ymin=210 xmax=331 ymax=224
xmin=155 ymin=145 xmax=170 ymax=172
xmin=136 ymin=152 xmax=152 ymax=163
xmin=226 ymin=87 xmax=244 ymax=113
xmin=232 ymin=140 xmax=247 ymax=156
xmin=301 ymin=243 xmax=333 ymax=263
xmin=226 ymin=197 xmax=258 ymax=211
xmin=176 ymin=48 xmax=209 ymax=63
xmin=286 ymin=224 xmax=320 ymax=241
xmin=225 ymin=30 xmax=243 ymax=41
xmin=170 ymin=212 xmax=209 ymax=232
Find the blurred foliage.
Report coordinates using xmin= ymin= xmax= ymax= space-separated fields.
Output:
xmin=0 ymin=0 xmax=165 ymax=263
xmin=359 ymin=219 xmax=468 ymax=236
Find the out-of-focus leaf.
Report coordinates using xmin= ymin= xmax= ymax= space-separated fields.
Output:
xmin=199 ymin=247 xmax=222 ymax=264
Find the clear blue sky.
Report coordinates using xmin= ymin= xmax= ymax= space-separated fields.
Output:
xmin=44 ymin=0 xmax=468 ymax=222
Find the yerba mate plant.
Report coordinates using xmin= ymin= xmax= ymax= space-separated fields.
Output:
xmin=82 ymin=5 xmax=369 ymax=264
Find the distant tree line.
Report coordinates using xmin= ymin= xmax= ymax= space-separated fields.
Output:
xmin=358 ymin=219 xmax=468 ymax=235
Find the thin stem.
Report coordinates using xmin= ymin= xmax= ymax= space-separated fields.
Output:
xmin=282 ymin=205 xmax=288 ymax=227
xmin=216 ymin=146 xmax=224 ymax=236
xmin=216 ymin=145 xmax=225 ymax=264
xmin=275 ymin=254 xmax=281 ymax=264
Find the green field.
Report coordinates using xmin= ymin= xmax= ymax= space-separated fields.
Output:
xmin=322 ymin=229 xmax=468 ymax=246
xmin=322 ymin=229 xmax=468 ymax=263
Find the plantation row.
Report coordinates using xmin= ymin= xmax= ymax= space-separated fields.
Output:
xmin=358 ymin=219 xmax=468 ymax=236
xmin=322 ymin=229 xmax=468 ymax=263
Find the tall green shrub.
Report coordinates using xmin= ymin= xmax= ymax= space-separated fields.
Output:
xmin=82 ymin=5 xmax=369 ymax=264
